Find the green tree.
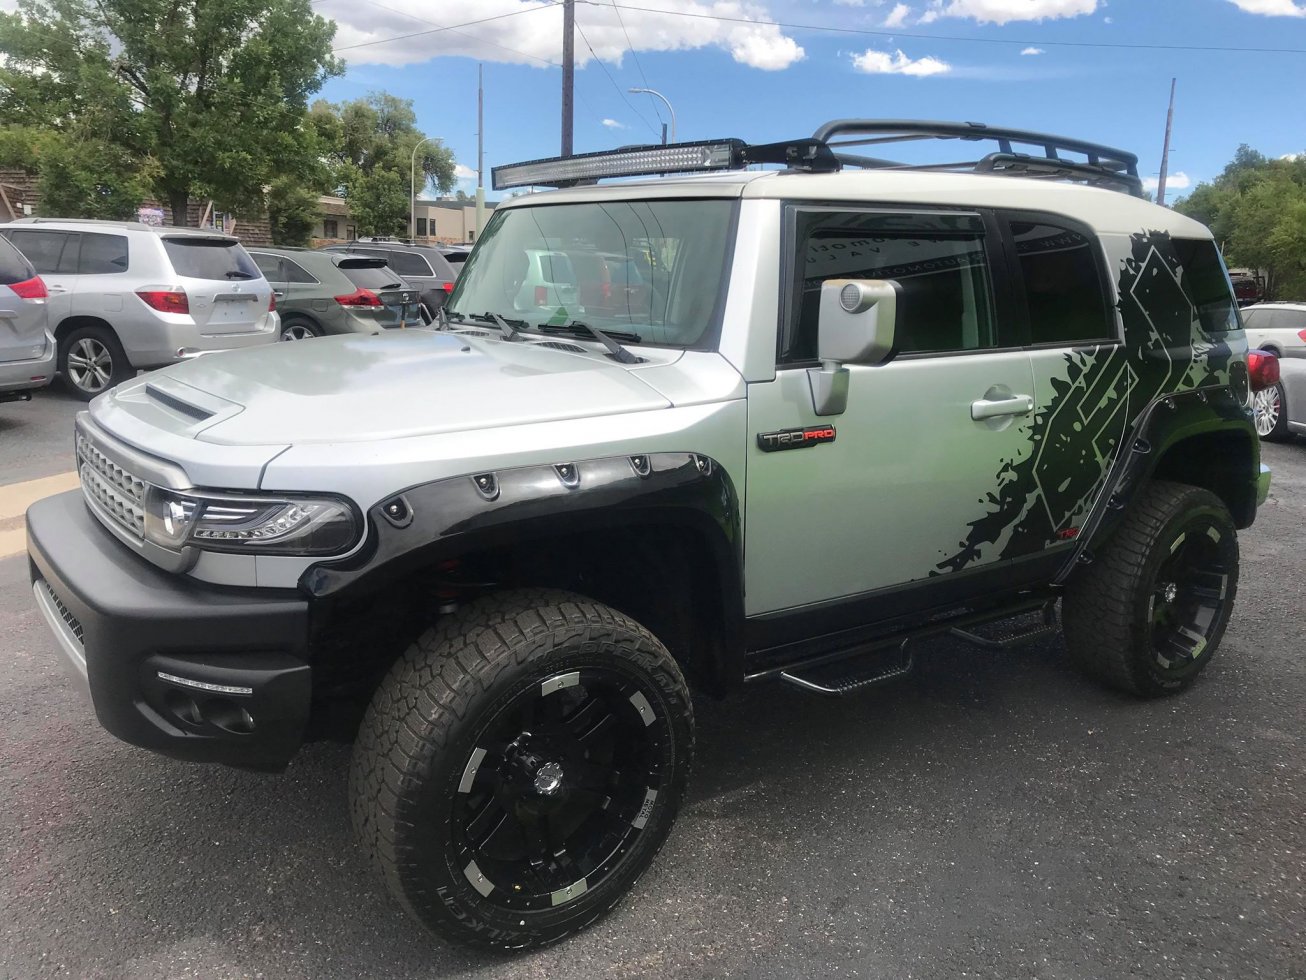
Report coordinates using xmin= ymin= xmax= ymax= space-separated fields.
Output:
xmin=266 ymin=176 xmax=323 ymax=246
xmin=0 ymin=0 xmax=341 ymax=225
xmin=0 ymin=125 xmax=156 ymax=219
xmin=309 ymin=92 xmax=455 ymax=234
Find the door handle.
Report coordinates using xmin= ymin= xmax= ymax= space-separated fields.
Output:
xmin=971 ymin=393 xmax=1034 ymax=421
xmin=273 ymin=289 xmax=286 ymax=298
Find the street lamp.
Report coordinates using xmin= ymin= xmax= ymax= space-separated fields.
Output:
xmin=410 ymin=135 xmax=440 ymax=240
xmin=628 ymin=88 xmax=675 ymax=144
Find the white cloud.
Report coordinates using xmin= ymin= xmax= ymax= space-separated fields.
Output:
xmin=832 ymin=0 xmax=866 ymax=5
xmin=1227 ymin=0 xmax=1306 ymax=15
xmin=322 ymin=0 xmax=804 ymax=71
xmin=851 ymin=48 xmax=951 ymax=76
xmin=921 ymin=0 xmax=1097 ymax=24
xmin=1142 ymin=171 xmax=1192 ymax=191
xmin=884 ymin=3 xmax=912 ymax=26
xmin=1020 ymin=46 xmax=1045 ymax=55
xmin=601 ymin=118 xmax=628 ymax=129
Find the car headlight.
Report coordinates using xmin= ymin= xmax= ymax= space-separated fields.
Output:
xmin=144 ymin=487 xmax=360 ymax=556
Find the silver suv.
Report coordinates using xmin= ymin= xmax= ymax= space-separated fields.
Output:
xmin=0 ymin=219 xmax=278 ymax=400
xmin=25 ymin=121 xmax=1272 ymax=951
xmin=0 ymin=233 xmax=55 ymax=403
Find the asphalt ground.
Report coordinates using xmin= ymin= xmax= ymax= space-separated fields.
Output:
xmin=1 ymin=387 xmax=1303 ymax=979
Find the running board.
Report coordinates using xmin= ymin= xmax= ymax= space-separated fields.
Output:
xmin=950 ymin=603 xmax=1058 ymax=651
xmin=780 ymin=642 xmax=913 ymax=697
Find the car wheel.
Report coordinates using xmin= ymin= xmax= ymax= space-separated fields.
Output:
xmin=279 ymin=317 xmax=321 ymax=342
xmin=58 ymin=325 xmax=132 ymax=401
xmin=1063 ymin=480 xmax=1239 ymax=698
xmin=1252 ymin=383 xmax=1291 ymax=442
xmin=349 ymin=589 xmax=694 ymax=950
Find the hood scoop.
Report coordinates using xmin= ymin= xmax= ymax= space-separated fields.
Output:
xmin=145 ymin=382 xmax=215 ymax=422
xmin=107 ymin=373 xmax=244 ymax=437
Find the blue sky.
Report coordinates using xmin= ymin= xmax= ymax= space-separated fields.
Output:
xmin=315 ymin=0 xmax=1306 ymax=203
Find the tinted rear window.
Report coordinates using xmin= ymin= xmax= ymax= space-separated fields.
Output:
xmin=382 ymin=250 xmax=435 ymax=278
xmin=1172 ymin=239 xmax=1240 ymax=334
xmin=163 ymin=238 xmax=261 ymax=280
xmin=342 ymin=264 xmax=404 ymax=290
xmin=0 ymin=234 xmax=35 ymax=285
xmin=78 ymin=233 xmax=129 ymax=274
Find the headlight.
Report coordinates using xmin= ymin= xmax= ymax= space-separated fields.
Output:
xmin=144 ymin=488 xmax=360 ymax=556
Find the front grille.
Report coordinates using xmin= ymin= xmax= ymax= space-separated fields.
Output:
xmin=41 ymin=580 xmax=84 ymax=646
xmin=77 ymin=431 xmax=148 ymax=540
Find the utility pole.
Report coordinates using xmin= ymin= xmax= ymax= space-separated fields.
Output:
xmin=561 ymin=0 xmax=574 ymax=157
xmin=1157 ymin=77 xmax=1177 ymax=208
xmin=475 ymin=63 xmax=485 ymax=241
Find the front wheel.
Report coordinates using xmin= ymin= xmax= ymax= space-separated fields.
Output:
xmin=1063 ymin=481 xmax=1239 ymax=697
xmin=349 ymin=590 xmax=694 ymax=950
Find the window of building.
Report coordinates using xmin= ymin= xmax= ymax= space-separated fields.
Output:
xmin=785 ymin=209 xmax=997 ymax=362
xmin=346 ymin=225 xmax=356 ymax=240
xmin=323 ymin=219 xmax=339 ymax=239
xmin=1008 ymin=217 xmax=1113 ymax=345
xmin=416 ymin=217 xmax=428 ymax=237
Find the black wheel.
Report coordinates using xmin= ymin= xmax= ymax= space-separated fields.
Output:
xmin=58 ymin=325 xmax=132 ymax=400
xmin=1252 ymin=382 xmax=1292 ymax=442
xmin=350 ymin=589 xmax=694 ymax=950
xmin=279 ymin=316 xmax=322 ymax=342
xmin=1063 ymin=480 xmax=1239 ymax=697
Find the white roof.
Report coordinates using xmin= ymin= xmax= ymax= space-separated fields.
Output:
xmin=498 ymin=168 xmax=1209 ymax=239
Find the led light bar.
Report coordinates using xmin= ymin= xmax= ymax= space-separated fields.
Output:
xmin=492 ymin=139 xmax=746 ymax=190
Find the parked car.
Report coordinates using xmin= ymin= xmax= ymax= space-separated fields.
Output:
xmin=321 ymin=241 xmax=458 ymax=318
xmin=0 ymin=232 xmax=54 ymax=403
xmin=1244 ymin=302 xmax=1306 ymax=440
xmin=1229 ymin=272 xmax=1265 ymax=307
xmin=0 ymin=218 xmax=278 ymax=400
xmin=247 ymin=247 xmax=424 ymax=341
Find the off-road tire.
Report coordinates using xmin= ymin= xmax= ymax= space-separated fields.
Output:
xmin=58 ymin=324 xmax=133 ymax=400
xmin=1063 ymin=480 xmax=1239 ymax=698
xmin=349 ymin=589 xmax=694 ymax=951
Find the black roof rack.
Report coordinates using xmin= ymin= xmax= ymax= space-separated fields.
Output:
xmin=492 ymin=120 xmax=1143 ymax=197
xmin=811 ymin=119 xmax=1143 ymax=197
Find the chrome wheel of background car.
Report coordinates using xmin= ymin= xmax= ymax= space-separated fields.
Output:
xmin=66 ymin=337 xmax=113 ymax=393
xmin=1252 ymin=386 xmax=1280 ymax=437
xmin=280 ymin=323 xmax=317 ymax=341
xmin=1149 ymin=523 xmax=1232 ymax=676
xmin=449 ymin=667 xmax=663 ymax=913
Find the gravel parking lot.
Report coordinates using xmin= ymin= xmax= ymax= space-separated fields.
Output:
xmin=1 ymin=390 xmax=1303 ymax=980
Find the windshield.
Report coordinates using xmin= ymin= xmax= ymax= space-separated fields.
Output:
xmin=450 ymin=199 xmax=734 ymax=347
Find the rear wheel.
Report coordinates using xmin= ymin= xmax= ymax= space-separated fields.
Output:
xmin=58 ymin=325 xmax=132 ymax=400
xmin=1252 ymin=382 xmax=1291 ymax=442
xmin=1063 ymin=481 xmax=1239 ymax=697
xmin=279 ymin=316 xmax=321 ymax=342
xmin=349 ymin=589 xmax=694 ymax=950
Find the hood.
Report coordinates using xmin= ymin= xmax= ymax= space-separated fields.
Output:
xmin=107 ymin=330 xmax=673 ymax=445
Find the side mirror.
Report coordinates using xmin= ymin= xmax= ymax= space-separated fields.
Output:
xmin=808 ymin=279 xmax=899 ymax=416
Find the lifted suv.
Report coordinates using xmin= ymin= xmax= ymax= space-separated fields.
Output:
xmin=26 ymin=121 xmax=1271 ymax=951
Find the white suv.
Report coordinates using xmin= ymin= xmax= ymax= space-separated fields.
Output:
xmin=0 ymin=218 xmax=278 ymax=399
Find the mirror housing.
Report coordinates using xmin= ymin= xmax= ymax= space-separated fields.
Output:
xmin=807 ymin=279 xmax=900 ymax=416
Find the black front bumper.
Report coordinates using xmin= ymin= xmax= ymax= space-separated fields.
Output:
xmin=27 ymin=491 xmax=312 ymax=771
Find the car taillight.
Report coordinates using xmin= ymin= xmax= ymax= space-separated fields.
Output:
xmin=268 ymin=293 xmax=276 ymax=311
xmin=9 ymin=275 xmax=47 ymax=300
xmin=137 ymin=289 xmax=190 ymax=314
xmin=535 ymin=286 xmax=548 ymax=306
xmin=1247 ymin=349 xmax=1280 ymax=392
xmin=1298 ymin=328 xmax=1306 ymax=343
xmin=442 ymin=282 xmax=454 ymax=293
xmin=334 ymin=288 xmax=382 ymax=308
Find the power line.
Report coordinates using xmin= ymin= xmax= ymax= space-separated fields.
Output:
xmin=607 ymin=0 xmax=662 ymax=127
xmin=332 ymin=2 xmax=560 ymax=54
xmin=579 ymin=0 xmax=1306 ymax=55
xmin=574 ymin=19 xmax=659 ymax=137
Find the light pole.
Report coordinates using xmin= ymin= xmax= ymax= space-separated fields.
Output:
xmin=410 ymin=135 xmax=440 ymax=240
xmin=628 ymin=88 xmax=675 ymax=144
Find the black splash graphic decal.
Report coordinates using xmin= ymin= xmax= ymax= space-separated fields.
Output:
xmin=937 ymin=230 xmax=1232 ymax=574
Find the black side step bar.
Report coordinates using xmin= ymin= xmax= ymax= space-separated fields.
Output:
xmin=781 ymin=641 xmax=913 ymax=696
xmin=950 ymin=602 xmax=1058 ymax=651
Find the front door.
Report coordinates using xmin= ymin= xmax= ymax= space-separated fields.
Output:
xmin=743 ymin=207 xmax=1039 ymax=617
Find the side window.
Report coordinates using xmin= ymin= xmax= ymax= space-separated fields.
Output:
xmin=785 ymin=209 xmax=997 ymax=363
xmin=282 ymin=258 xmax=318 ymax=284
xmin=249 ymin=252 xmax=283 ymax=281
xmin=6 ymin=230 xmax=76 ymax=275
xmin=1007 ymin=217 xmax=1113 ymax=345
xmin=1171 ymin=238 xmax=1240 ymax=335
xmin=1240 ymin=308 xmax=1263 ymax=330
xmin=77 ymin=233 xmax=129 ymax=274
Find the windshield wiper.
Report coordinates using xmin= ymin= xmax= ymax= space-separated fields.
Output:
xmin=537 ymin=321 xmax=642 ymax=363
xmin=480 ymin=312 xmax=524 ymax=342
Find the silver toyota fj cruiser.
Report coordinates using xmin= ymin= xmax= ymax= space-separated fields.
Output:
xmin=26 ymin=120 xmax=1274 ymax=950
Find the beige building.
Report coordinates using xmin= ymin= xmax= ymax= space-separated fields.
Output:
xmin=312 ymin=195 xmax=496 ymax=245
